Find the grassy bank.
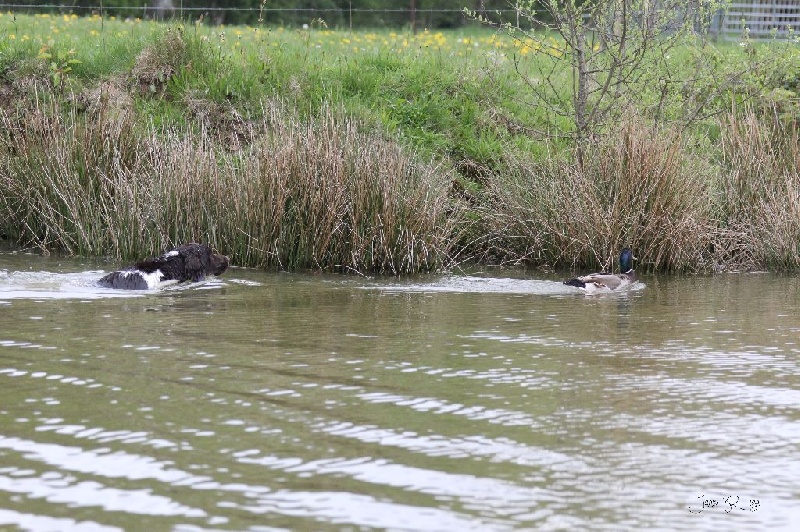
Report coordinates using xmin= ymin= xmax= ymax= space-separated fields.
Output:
xmin=0 ymin=13 xmax=798 ymax=273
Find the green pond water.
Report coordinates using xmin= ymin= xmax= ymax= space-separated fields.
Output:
xmin=1 ymin=250 xmax=798 ymax=531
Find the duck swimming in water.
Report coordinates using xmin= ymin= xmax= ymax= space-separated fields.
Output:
xmin=564 ymin=248 xmax=637 ymax=292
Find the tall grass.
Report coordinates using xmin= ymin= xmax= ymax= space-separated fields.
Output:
xmin=2 ymin=93 xmax=798 ymax=274
xmin=477 ymin=110 xmax=800 ymax=273
xmin=0 ymin=97 xmax=459 ymax=274
xmin=0 ymin=92 xmax=143 ymax=256
xmin=480 ymin=118 xmax=715 ymax=271
xmin=716 ymin=109 xmax=800 ymax=270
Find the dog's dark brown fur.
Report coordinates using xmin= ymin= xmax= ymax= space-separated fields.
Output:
xmin=98 ymin=243 xmax=229 ymax=290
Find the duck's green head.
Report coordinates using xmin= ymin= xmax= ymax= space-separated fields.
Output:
xmin=619 ymin=248 xmax=635 ymax=273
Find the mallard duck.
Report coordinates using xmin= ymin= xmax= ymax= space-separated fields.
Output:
xmin=564 ymin=248 xmax=637 ymax=292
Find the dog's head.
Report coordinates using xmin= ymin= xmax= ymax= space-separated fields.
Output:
xmin=178 ymin=243 xmax=229 ymax=282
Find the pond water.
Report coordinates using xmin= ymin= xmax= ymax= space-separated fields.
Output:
xmin=1 ymin=250 xmax=798 ymax=531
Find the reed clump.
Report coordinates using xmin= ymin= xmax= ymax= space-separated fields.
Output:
xmin=0 ymin=98 xmax=459 ymax=274
xmin=715 ymin=109 xmax=800 ymax=270
xmin=479 ymin=118 xmax=716 ymax=272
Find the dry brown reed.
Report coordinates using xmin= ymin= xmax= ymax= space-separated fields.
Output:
xmin=481 ymin=117 xmax=716 ymax=272
xmin=0 ymin=98 xmax=459 ymax=274
xmin=131 ymin=28 xmax=187 ymax=95
xmin=716 ymin=109 xmax=800 ymax=270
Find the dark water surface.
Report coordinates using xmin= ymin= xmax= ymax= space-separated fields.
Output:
xmin=1 ymin=251 xmax=798 ymax=531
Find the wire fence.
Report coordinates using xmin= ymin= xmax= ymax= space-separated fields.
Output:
xmin=0 ymin=2 xmax=522 ymax=30
xmin=718 ymin=2 xmax=799 ymax=40
xmin=1 ymin=2 xmax=798 ymax=39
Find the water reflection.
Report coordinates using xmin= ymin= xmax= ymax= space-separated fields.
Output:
xmin=0 ymin=253 xmax=799 ymax=529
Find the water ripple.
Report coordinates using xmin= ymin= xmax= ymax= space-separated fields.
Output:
xmin=236 ymin=453 xmax=552 ymax=510
xmin=231 ymin=489 xmax=511 ymax=531
xmin=357 ymin=391 xmax=538 ymax=427
xmin=312 ymin=420 xmax=588 ymax=471
xmin=0 ymin=473 xmax=205 ymax=518
xmin=0 ymin=509 xmax=121 ymax=532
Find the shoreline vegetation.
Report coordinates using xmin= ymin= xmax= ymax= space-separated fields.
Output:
xmin=0 ymin=13 xmax=798 ymax=274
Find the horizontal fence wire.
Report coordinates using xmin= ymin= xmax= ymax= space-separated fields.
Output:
xmin=0 ymin=5 xmax=504 ymax=13
xmin=1 ymin=2 xmax=798 ymax=39
xmin=0 ymin=3 xmax=522 ymax=30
